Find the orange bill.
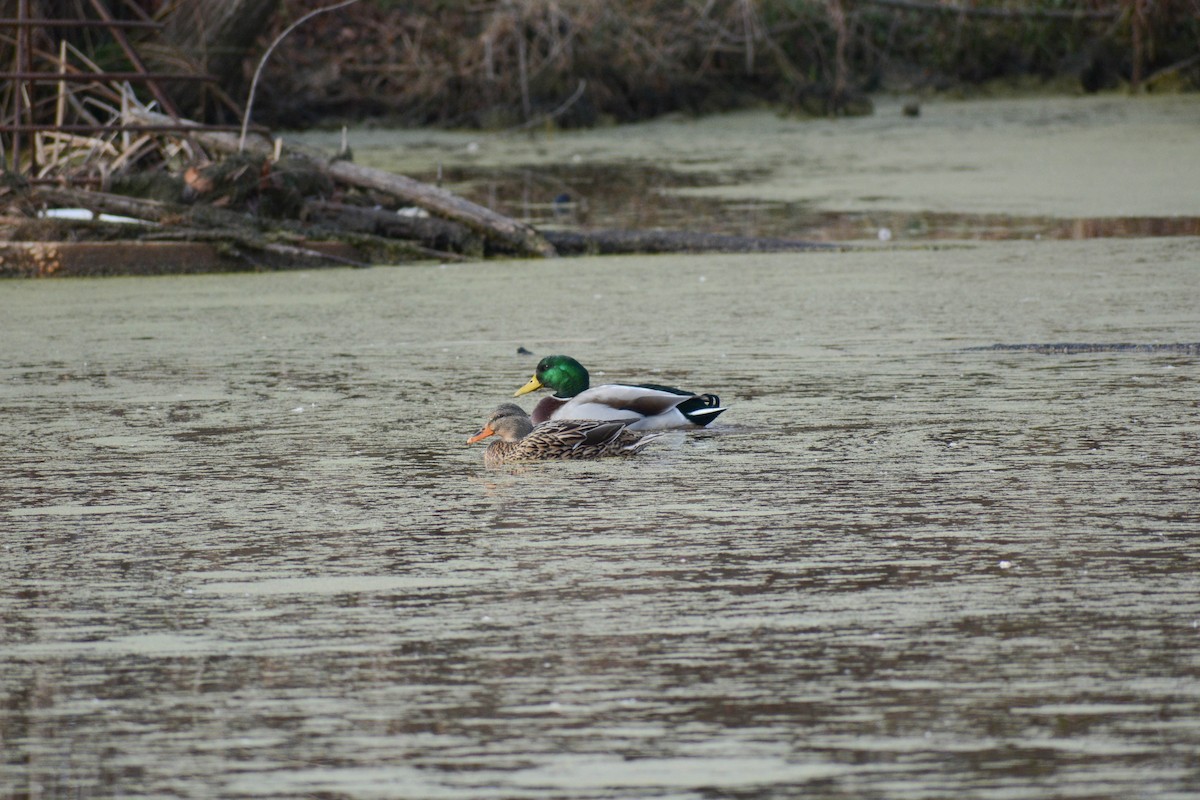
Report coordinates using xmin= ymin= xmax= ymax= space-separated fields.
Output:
xmin=466 ymin=425 xmax=495 ymax=444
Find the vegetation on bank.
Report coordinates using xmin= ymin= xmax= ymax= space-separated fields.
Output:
xmin=3 ymin=1 xmax=1197 ymax=137
xmin=254 ymin=0 xmax=1200 ymax=128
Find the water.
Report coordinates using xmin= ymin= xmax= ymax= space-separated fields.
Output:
xmin=3 ymin=234 xmax=1199 ymax=798
xmin=328 ymin=93 xmax=1200 ymax=235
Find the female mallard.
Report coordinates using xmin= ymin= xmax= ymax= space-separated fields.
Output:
xmin=467 ymin=403 xmax=660 ymax=467
xmin=513 ymin=355 xmax=726 ymax=431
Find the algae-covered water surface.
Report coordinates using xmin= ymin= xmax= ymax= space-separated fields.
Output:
xmin=3 ymin=95 xmax=1200 ymax=799
xmin=330 ymin=93 xmax=1200 ymax=240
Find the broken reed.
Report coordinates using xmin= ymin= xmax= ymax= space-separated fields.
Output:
xmin=257 ymin=0 xmax=1200 ymax=128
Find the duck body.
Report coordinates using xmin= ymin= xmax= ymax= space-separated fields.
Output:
xmin=515 ymin=355 xmax=726 ymax=431
xmin=529 ymin=384 xmax=724 ymax=431
xmin=468 ymin=403 xmax=661 ymax=467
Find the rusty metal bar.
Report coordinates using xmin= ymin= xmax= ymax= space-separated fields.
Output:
xmin=1 ymin=124 xmax=264 ymax=133
xmin=2 ymin=0 xmax=259 ymax=173
xmin=12 ymin=0 xmax=30 ymax=171
xmin=0 ymin=72 xmax=216 ymax=82
xmin=0 ymin=18 xmax=162 ymax=28
xmin=85 ymin=0 xmax=180 ymax=117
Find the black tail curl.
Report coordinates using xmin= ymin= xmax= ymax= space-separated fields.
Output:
xmin=677 ymin=393 xmax=726 ymax=427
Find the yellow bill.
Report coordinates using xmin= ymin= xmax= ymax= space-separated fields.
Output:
xmin=513 ymin=375 xmax=543 ymax=397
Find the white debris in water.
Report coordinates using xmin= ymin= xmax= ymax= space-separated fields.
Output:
xmin=39 ymin=207 xmax=153 ymax=225
xmin=998 ymin=560 xmax=1013 ymax=570
xmin=878 ymin=227 xmax=892 ymax=242
xmin=292 ymin=406 xmax=305 ymax=413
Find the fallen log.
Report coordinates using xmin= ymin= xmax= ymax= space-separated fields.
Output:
xmin=30 ymin=186 xmax=372 ymax=268
xmin=128 ymin=108 xmax=557 ymax=258
xmin=29 ymin=185 xmax=471 ymax=266
xmin=304 ymin=199 xmax=483 ymax=257
xmin=29 ymin=185 xmax=842 ymax=262
xmin=33 ymin=186 xmax=181 ymax=224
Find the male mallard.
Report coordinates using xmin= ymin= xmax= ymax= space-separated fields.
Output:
xmin=467 ymin=403 xmax=660 ymax=467
xmin=513 ymin=355 xmax=726 ymax=431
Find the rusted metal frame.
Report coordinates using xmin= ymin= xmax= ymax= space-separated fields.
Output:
xmin=2 ymin=1 xmax=261 ymax=176
xmin=1 ymin=124 xmax=261 ymax=133
xmin=0 ymin=72 xmax=215 ymax=81
xmin=84 ymin=0 xmax=181 ymax=117
xmin=10 ymin=0 xmax=31 ymax=170
xmin=0 ymin=18 xmax=162 ymax=28
xmin=114 ymin=0 xmax=158 ymax=25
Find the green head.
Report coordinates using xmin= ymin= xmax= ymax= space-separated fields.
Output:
xmin=514 ymin=355 xmax=590 ymax=398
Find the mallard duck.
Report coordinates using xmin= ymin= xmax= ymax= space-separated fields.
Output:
xmin=467 ymin=403 xmax=660 ymax=467
xmin=513 ymin=355 xmax=726 ymax=431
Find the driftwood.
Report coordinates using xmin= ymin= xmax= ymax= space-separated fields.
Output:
xmin=25 ymin=183 xmax=839 ymax=270
xmin=29 ymin=186 xmax=368 ymax=267
xmin=28 ymin=185 xmax=458 ymax=266
xmin=304 ymin=199 xmax=483 ymax=257
xmin=36 ymin=186 xmax=228 ymax=225
xmin=129 ymin=108 xmax=556 ymax=258
xmin=16 ymin=113 xmax=843 ymax=272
